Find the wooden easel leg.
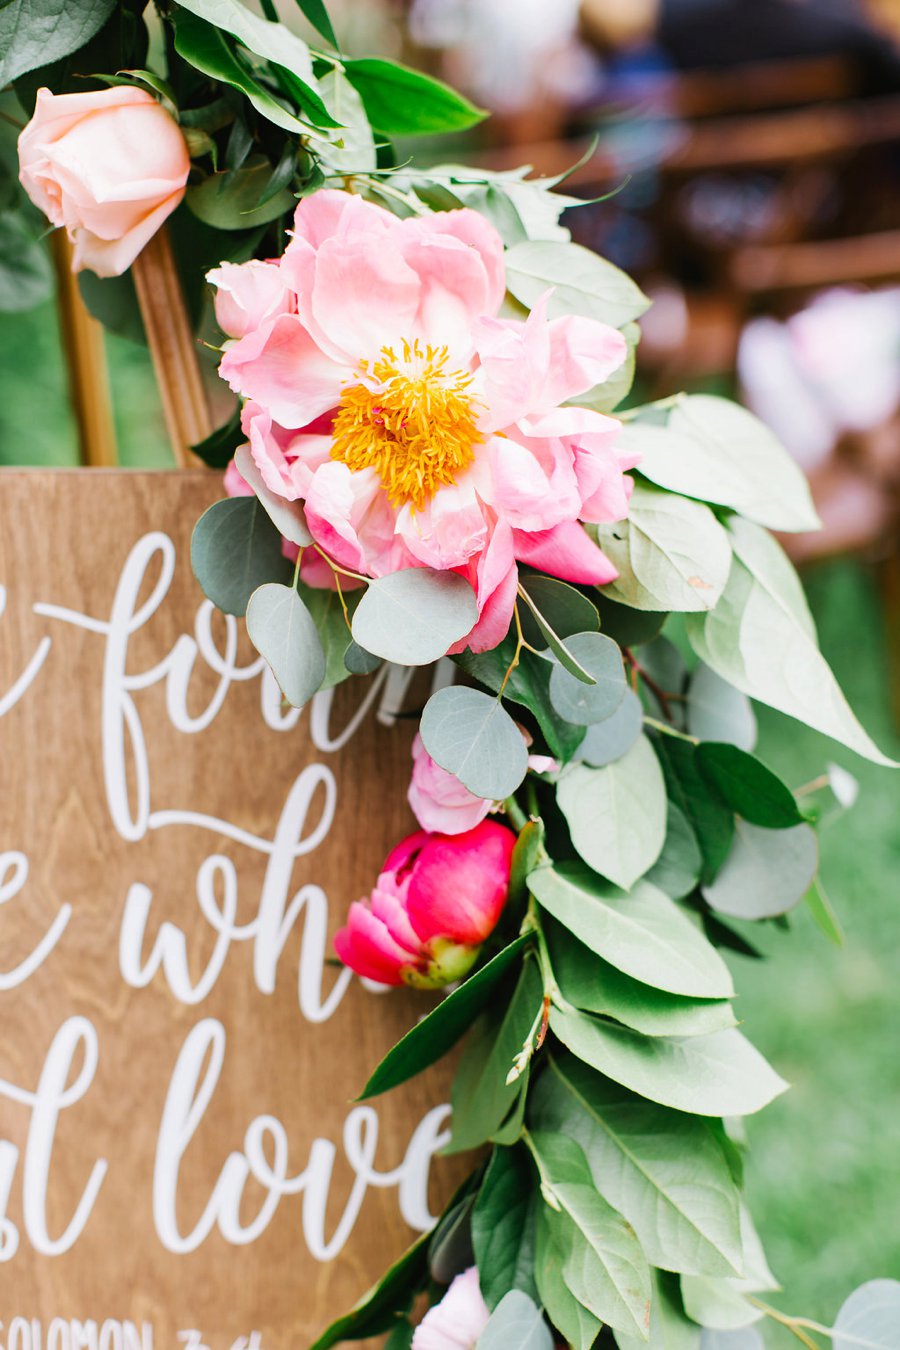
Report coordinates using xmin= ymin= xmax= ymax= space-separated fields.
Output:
xmin=51 ymin=230 xmax=119 ymax=468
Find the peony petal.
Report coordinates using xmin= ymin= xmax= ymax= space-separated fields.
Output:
xmin=220 ymin=313 xmax=345 ymax=428
xmin=406 ymin=821 xmax=516 ymax=946
xmin=333 ymin=902 xmax=410 ymax=985
xmin=395 ymin=476 xmax=488 ymax=570
xmin=512 ymin=520 xmax=619 ymax=585
xmin=207 ymin=259 xmax=292 ymax=339
xmin=311 ymin=235 xmax=421 ymax=363
xmin=412 ymin=1267 xmax=491 ymax=1350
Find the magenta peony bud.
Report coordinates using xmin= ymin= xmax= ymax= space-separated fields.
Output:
xmin=334 ymin=821 xmax=516 ymax=989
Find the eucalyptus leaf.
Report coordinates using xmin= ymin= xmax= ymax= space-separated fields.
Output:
xmin=472 ymin=1147 xmax=540 ymax=1309
xmin=695 ymin=744 xmax=804 ymax=829
xmin=548 ymin=631 xmax=627 ymax=724
xmin=344 ymin=640 xmax=381 ymax=675
xmin=532 ymin=1056 xmax=743 ymax=1277
xmin=505 ymin=240 xmax=650 ymax=327
xmin=687 ymin=664 xmax=757 ymax=752
xmin=343 ymin=57 xmax=486 ymax=134
xmin=233 ymin=445 xmax=312 ymax=546
xmin=0 ymin=0 xmax=115 ymax=84
xmin=352 ymin=569 xmax=477 ymax=666
xmin=518 ymin=577 xmax=600 ymax=656
xmin=187 ymin=160 xmax=295 ymax=230
xmin=358 ymin=935 xmax=532 ymax=1099
xmin=700 ymin=1331 xmax=764 ymax=1350
xmin=478 ymin=1292 xmax=553 ymax=1350
xmin=687 ymin=521 xmax=896 ymax=767
xmin=701 ymin=820 xmax=819 ymax=920
xmin=317 ymin=69 xmax=377 ymax=174
xmin=420 ymin=687 xmax=529 ymax=800
xmin=595 ymin=485 xmax=732 ymax=614
xmin=529 ymin=1131 xmax=652 ymax=1338
xmin=245 ymin=583 xmax=325 ymax=707
xmin=191 ymin=496 xmax=294 ymax=616
xmin=300 ymin=584 xmax=357 ymax=690
xmin=644 ymin=801 xmax=703 ymax=900
xmin=457 ymin=640 xmax=585 ymax=764
xmin=528 ymin=864 xmax=734 ymax=999
xmin=546 ymin=923 xmax=735 ymax=1038
xmin=557 ymin=737 xmax=667 ymax=889
xmin=833 ymin=1279 xmax=900 ymax=1350
xmin=550 ymin=1008 xmax=788 ymax=1117
xmin=576 ymin=689 xmax=644 ymax=768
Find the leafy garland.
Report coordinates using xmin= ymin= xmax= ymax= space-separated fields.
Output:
xmin=4 ymin=2 xmax=899 ymax=1348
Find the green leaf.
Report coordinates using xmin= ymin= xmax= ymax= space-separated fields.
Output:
xmin=546 ymin=923 xmax=735 ymax=1037
xmin=479 ymin=1292 xmax=554 ymax=1350
xmin=504 ymin=240 xmax=651 ymax=327
xmin=448 ymin=959 xmax=543 ymax=1153
xmin=472 ymin=1147 xmax=540 ymax=1309
xmin=576 ymin=689 xmax=644 ymax=768
xmin=687 ymin=519 xmax=896 ymax=767
xmin=518 ymin=577 xmax=601 ymax=674
xmin=833 ymin=1279 xmax=900 ymax=1350
xmin=420 ymin=686 xmax=529 ymax=800
xmin=583 ymin=320 xmax=641 ymax=414
xmin=174 ymin=11 xmax=310 ymax=135
xmin=307 ymin=1227 xmax=429 ymax=1349
xmin=510 ymin=819 xmax=546 ymax=905
xmin=358 ymin=936 xmax=532 ymax=1099
xmin=428 ymin=1193 xmax=475 ymax=1285
xmin=344 ymin=640 xmax=381 ymax=675
xmin=343 ymin=57 xmax=487 ymax=135
xmin=384 ymin=1321 xmax=414 ymax=1350
xmin=528 ymin=863 xmax=733 ymax=999
xmin=595 ymin=485 xmax=732 ymax=614
xmin=615 ymin=1271 xmax=702 ymax=1350
xmin=233 ymin=445 xmax=312 ymax=546
xmin=550 ymin=1008 xmax=788 ymax=1117
xmin=457 ymin=641 xmax=585 ymax=764
xmin=0 ymin=213 xmax=53 ymax=313
xmin=654 ymin=737 xmax=735 ymax=886
xmin=175 ymin=0 xmax=315 ymax=78
xmin=300 ymin=583 xmax=358 ymax=690
xmin=695 ymin=744 xmax=804 ymax=828
xmin=191 ymin=496 xmax=294 ymax=616
xmin=529 ymin=1130 xmax=652 ymax=1338
xmin=192 ymin=408 xmax=242 ymax=469
xmin=701 ymin=820 xmax=819 ymax=920
xmin=557 ymin=737 xmax=668 ymax=889
xmin=187 ymin=159 xmax=295 ymax=230
xmin=292 ymin=0 xmax=337 ymax=47
xmin=680 ymin=1278 xmax=760 ymax=1334
xmin=656 ymin=395 xmax=820 ymax=532
xmin=245 ymin=583 xmax=326 ymax=707
xmin=686 ymin=664 xmax=757 ymax=753
xmin=317 ymin=69 xmax=376 ymax=174
xmin=535 ymin=1208 xmax=604 ymax=1350
xmin=699 ymin=1332 xmax=764 ymax=1350
xmin=595 ymin=596 xmax=666 ymax=649
xmin=532 ymin=1057 xmax=742 ymax=1277
xmin=644 ymin=801 xmax=703 ymax=901
xmin=548 ymin=632 xmax=628 ymax=724
xmin=805 ymin=877 xmax=844 ymax=946
xmin=351 ymin=569 xmax=478 ymax=666
xmin=0 ymin=0 xmax=115 ymax=83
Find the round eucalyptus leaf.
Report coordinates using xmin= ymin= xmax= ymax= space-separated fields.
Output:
xmin=576 ymin=689 xmax=643 ymax=767
xmin=687 ymin=663 xmax=757 ymax=752
xmin=351 ymin=569 xmax=478 ymax=666
xmin=701 ymin=821 xmax=819 ymax=920
xmin=246 ymin=583 xmax=326 ymax=708
xmin=833 ymin=1280 xmax=900 ymax=1350
xmin=558 ymin=737 xmax=667 ymax=890
xmin=191 ymin=496 xmax=294 ymax=616
xmin=549 ymin=632 xmax=627 ymax=726
xmin=344 ymin=640 xmax=381 ymax=675
xmin=419 ymin=687 xmax=528 ymax=800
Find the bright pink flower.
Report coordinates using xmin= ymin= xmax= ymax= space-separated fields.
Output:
xmin=408 ymin=733 xmax=493 ymax=835
xmin=207 ymin=260 xmax=293 ymax=339
xmin=334 ymin=822 xmax=516 ymax=989
xmin=211 ymin=189 xmax=639 ymax=651
xmin=412 ymin=1268 xmax=491 ymax=1350
xmin=18 ymin=86 xmax=189 ymax=277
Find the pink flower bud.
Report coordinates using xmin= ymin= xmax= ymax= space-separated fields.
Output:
xmin=412 ymin=1267 xmax=490 ymax=1349
xmin=18 ymin=87 xmax=190 ymax=277
xmin=408 ymin=733 xmax=493 ymax=836
xmin=207 ymin=259 xmax=293 ymax=339
xmin=334 ymin=822 xmax=516 ymax=990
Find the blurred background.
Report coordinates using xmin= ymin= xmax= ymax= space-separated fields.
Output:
xmin=1 ymin=0 xmax=899 ymax=1336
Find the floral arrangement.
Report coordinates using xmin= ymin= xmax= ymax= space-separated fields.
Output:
xmin=7 ymin=1 xmax=900 ymax=1347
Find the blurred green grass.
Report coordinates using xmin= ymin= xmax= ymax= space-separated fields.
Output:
xmin=1 ymin=300 xmax=898 ymax=1337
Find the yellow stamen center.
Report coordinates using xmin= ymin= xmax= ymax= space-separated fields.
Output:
xmin=330 ymin=340 xmax=481 ymax=510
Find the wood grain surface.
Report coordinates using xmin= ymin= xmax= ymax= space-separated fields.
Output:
xmin=0 ymin=470 xmax=465 ymax=1350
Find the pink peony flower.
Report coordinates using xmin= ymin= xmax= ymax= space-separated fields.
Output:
xmin=334 ymin=822 xmax=515 ymax=988
xmin=408 ymin=733 xmax=493 ymax=835
xmin=18 ymin=86 xmax=190 ymax=277
xmin=412 ymin=1267 xmax=491 ymax=1350
xmin=210 ymin=189 xmax=639 ymax=651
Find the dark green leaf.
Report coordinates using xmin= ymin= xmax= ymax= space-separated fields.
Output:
xmin=191 ymin=496 xmax=294 ymax=616
xmin=358 ymin=936 xmax=532 ymax=1099
xmin=78 ymin=269 xmax=145 ymax=345
xmin=344 ymin=640 xmax=381 ymax=675
xmin=655 ymin=736 xmax=734 ymax=885
xmin=307 ymin=1228 xmax=429 ymax=1349
xmin=291 ymin=0 xmax=337 ymax=47
xmin=187 ymin=159 xmax=295 ymax=230
xmin=0 ymin=213 xmax=53 ymax=312
xmin=518 ymin=580 xmax=601 ymax=681
xmin=419 ymin=686 xmax=529 ymax=800
xmin=0 ymin=0 xmax=115 ymax=83
xmin=343 ymin=57 xmax=487 ymax=135
xmin=300 ymin=583 xmax=356 ymax=690
xmin=696 ymin=744 xmax=804 ymax=829
xmin=192 ymin=407 xmax=242 ymax=468
xmin=595 ymin=596 xmax=665 ymax=648
xmin=472 ymin=1146 xmax=540 ymax=1309
xmin=428 ymin=1194 xmax=474 ymax=1285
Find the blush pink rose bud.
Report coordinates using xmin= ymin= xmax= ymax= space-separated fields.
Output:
xmin=18 ymin=86 xmax=190 ymax=278
xmin=334 ymin=822 xmax=516 ymax=989
xmin=412 ymin=1267 xmax=490 ymax=1350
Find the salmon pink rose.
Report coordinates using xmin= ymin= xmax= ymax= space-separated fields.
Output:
xmin=334 ymin=821 xmax=516 ymax=989
xmin=18 ymin=86 xmax=190 ymax=277
xmin=412 ymin=1267 xmax=490 ymax=1349
xmin=211 ymin=189 xmax=639 ymax=652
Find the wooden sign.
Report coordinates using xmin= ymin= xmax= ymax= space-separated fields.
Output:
xmin=0 ymin=470 xmax=461 ymax=1350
